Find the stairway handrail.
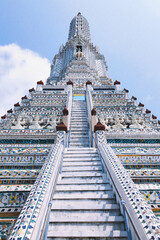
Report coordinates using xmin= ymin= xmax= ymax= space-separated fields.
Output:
xmin=66 ymin=87 xmax=72 ymax=131
xmin=86 ymin=86 xmax=93 ymax=147
xmin=95 ymin=130 xmax=160 ymax=240
xmin=86 ymin=86 xmax=93 ymax=123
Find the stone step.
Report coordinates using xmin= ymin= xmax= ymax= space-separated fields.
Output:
xmin=47 ymin=230 xmax=127 ymax=239
xmin=51 ymin=201 xmax=119 ymax=210
xmin=70 ymin=142 xmax=89 ymax=147
xmin=71 ymin=123 xmax=88 ymax=125
xmin=71 ymin=116 xmax=87 ymax=118
xmin=71 ymin=119 xmax=88 ymax=121
xmin=71 ymin=114 xmax=87 ymax=116
xmin=57 ymin=178 xmax=108 ymax=184
xmin=63 ymin=155 xmax=99 ymax=159
xmin=49 ymin=213 xmax=124 ymax=223
xmin=63 ymin=158 xmax=100 ymax=162
xmin=70 ymin=126 xmax=88 ymax=129
xmin=69 ymin=137 xmax=89 ymax=140
xmin=65 ymin=147 xmax=98 ymax=154
xmin=71 ymin=110 xmax=87 ymax=112
xmin=71 ymin=121 xmax=88 ymax=124
xmin=63 ymin=156 xmax=100 ymax=162
xmin=71 ymin=117 xmax=87 ymax=119
xmin=70 ymin=125 xmax=88 ymax=128
xmin=52 ymin=199 xmax=116 ymax=208
xmin=65 ymin=147 xmax=97 ymax=152
xmin=69 ymin=134 xmax=89 ymax=136
xmin=64 ymin=152 xmax=98 ymax=155
xmin=69 ymin=130 xmax=88 ymax=133
xmin=55 ymin=184 xmax=111 ymax=191
xmin=48 ymin=222 xmax=125 ymax=233
xmin=72 ymin=110 xmax=87 ymax=112
xmin=49 ymin=209 xmax=121 ymax=219
xmin=72 ymin=111 xmax=87 ymax=113
xmin=69 ymin=141 xmax=89 ymax=145
xmin=71 ymin=120 xmax=87 ymax=122
xmin=71 ymin=126 xmax=88 ymax=129
xmin=53 ymin=191 xmax=114 ymax=200
xmin=61 ymin=172 xmax=103 ymax=178
xmin=70 ymin=135 xmax=89 ymax=138
xmin=63 ymin=154 xmax=99 ymax=158
xmin=63 ymin=153 xmax=99 ymax=157
xmin=62 ymin=166 xmax=102 ymax=172
xmin=62 ymin=161 xmax=101 ymax=166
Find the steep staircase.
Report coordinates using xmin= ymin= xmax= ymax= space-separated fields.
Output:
xmin=47 ymin=97 xmax=127 ymax=239
xmin=69 ymin=99 xmax=89 ymax=147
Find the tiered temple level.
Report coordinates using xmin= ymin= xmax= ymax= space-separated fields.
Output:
xmin=0 ymin=12 xmax=160 ymax=240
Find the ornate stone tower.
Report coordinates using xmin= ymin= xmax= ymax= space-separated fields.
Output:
xmin=48 ymin=12 xmax=111 ymax=87
xmin=0 ymin=13 xmax=160 ymax=240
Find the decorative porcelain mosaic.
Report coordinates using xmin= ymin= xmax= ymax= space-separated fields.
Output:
xmin=118 ymin=155 xmax=160 ymax=164
xmin=0 ymin=169 xmax=39 ymax=178
xmin=0 ymin=192 xmax=29 ymax=207
xmin=113 ymin=147 xmax=160 ymax=155
xmin=92 ymin=93 xmax=127 ymax=106
xmin=127 ymin=169 xmax=160 ymax=177
xmin=0 ymin=155 xmax=46 ymax=164
xmin=0 ymin=184 xmax=32 ymax=192
xmin=0 ymin=221 xmax=16 ymax=238
xmin=140 ymin=190 xmax=160 ymax=204
xmin=0 ymin=129 xmax=56 ymax=134
xmin=0 ymin=147 xmax=49 ymax=154
xmin=9 ymin=132 xmax=65 ymax=240
xmin=137 ymin=183 xmax=160 ymax=190
xmin=30 ymin=98 xmax=67 ymax=106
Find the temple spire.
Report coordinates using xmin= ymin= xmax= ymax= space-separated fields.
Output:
xmin=68 ymin=12 xmax=91 ymax=41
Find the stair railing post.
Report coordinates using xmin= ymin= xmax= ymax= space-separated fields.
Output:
xmin=43 ymin=201 xmax=52 ymax=240
xmin=66 ymin=81 xmax=73 ymax=131
xmin=86 ymin=83 xmax=94 ymax=147
xmin=121 ymin=200 xmax=132 ymax=240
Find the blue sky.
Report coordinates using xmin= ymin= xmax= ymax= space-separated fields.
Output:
xmin=0 ymin=0 xmax=160 ymax=119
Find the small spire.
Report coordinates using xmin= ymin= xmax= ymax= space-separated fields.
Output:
xmin=91 ymin=108 xmax=96 ymax=116
xmin=94 ymin=120 xmax=105 ymax=132
xmin=56 ymin=121 xmax=67 ymax=132
xmin=77 ymin=12 xmax=81 ymax=16
xmin=152 ymin=114 xmax=157 ymax=119
xmin=114 ymin=80 xmax=120 ymax=85
xmin=63 ymin=106 xmax=69 ymax=116
xmin=86 ymin=80 xmax=92 ymax=86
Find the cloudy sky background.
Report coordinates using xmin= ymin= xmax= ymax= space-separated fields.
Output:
xmin=0 ymin=0 xmax=160 ymax=118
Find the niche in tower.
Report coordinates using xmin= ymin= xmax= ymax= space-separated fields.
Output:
xmin=76 ymin=45 xmax=82 ymax=52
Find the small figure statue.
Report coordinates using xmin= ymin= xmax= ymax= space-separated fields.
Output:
xmin=29 ymin=115 xmax=42 ymax=129
xmin=11 ymin=115 xmax=24 ymax=129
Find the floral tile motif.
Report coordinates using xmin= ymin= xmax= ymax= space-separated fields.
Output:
xmin=0 ymin=184 xmax=33 ymax=192
xmin=0 ymin=221 xmax=16 ymax=238
xmin=118 ymin=155 xmax=160 ymax=164
xmin=0 ymin=147 xmax=49 ymax=155
xmin=113 ymin=147 xmax=160 ymax=155
xmin=140 ymin=191 xmax=160 ymax=204
xmin=0 ymin=170 xmax=39 ymax=178
xmin=127 ymin=169 xmax=160 ymax=177
xmin=0 ymin=192 xmax=29 ymax=207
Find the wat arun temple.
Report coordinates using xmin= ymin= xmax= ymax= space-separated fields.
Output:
xmin=0 ymin=13 xmax=160 ymax=240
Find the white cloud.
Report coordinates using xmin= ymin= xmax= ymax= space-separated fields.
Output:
xmin=144 ymin=95 xmax=152 ymax=103
xmin=0 ymin=44 xmax=50 ymax=116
